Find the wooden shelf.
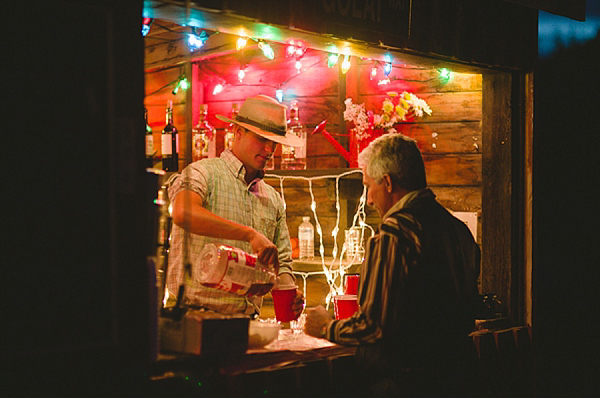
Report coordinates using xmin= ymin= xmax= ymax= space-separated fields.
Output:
xmin=292 ymin=257 xmax=362 ymax=273
xmin=264 ymin=168 xmax=362 ymax=178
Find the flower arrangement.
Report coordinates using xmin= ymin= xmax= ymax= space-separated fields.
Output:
xmin=343 ymin=91 xmax=432 ymax=142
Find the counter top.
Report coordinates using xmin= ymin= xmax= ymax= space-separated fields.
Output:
xmin=151 ymin=329 xmax=355 ymax=378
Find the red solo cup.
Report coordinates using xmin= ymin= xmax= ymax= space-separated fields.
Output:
xmin=271 ymin=284 xmax=299 ymax=322
xmin=344 ymin=274 xmax=360 ymax=295
xmin=333 ymin=295 xmax=359 ymax=320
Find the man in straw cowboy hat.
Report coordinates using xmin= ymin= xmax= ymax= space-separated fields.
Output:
xmin=166 ymin=95 xmax=304 ymax=317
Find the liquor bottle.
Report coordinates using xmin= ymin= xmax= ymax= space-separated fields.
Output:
xmin=223 ymin=103 xmax=239 ymax=152
xmin=197 ymin=243 xmax=277 ymax=296
xmin=281 ymin=100 xmax=307 ymax=170
xmin=161 ymin=100 xmax=178 ymax=171
xmin=145 ymin=108 xmax=155 ymax=168
xmin=298 ymin=216 xmax=314 ymax=260
xmin=192 ymin=104 xmax=216 ymax=162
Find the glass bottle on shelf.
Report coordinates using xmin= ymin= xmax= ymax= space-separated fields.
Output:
xmin=223 ymin=103 xmax=239 ymax=152
xmin=145 ymin=108 xmax=155 ymax=169
xmin=161 ymin=100 xmax=178 ymax=172
xmin=192 ymin=104 xmax=216 ymax=162
xmin=298 ymin=216 xmax=314 ymax=260
xmin=281 ymin=100 xmax=307 ymax=170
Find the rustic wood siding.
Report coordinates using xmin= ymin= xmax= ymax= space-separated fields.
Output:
xmin=199 ymin=47 xmax=344 ymax=167
xmin=351 ymin=58 xmax=483 ymax=240
xmin=145 ymin=27 xmax=482 ymax=242
xmin=145 ymin=24 xmax=485 ymax=315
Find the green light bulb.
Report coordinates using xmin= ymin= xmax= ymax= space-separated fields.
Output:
xmin=439 ymin=68 xmax=452 ymax=80
xmin=327 ymin=53 xmax=339 ymax=68
xmin=259 ymin=41 xmax=275 ymax=60
xmin=180 ymin=78 xmax=189 ymax=90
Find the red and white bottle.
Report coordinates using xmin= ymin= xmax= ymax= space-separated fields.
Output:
xmin=196 ymin=243 xmax=277 ymax=296
xmin=192 ymin=104 xmax=216 ymax=162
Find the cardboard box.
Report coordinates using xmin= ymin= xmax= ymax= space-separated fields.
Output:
xmin=159 ymin=310 xmax=249 ymax=355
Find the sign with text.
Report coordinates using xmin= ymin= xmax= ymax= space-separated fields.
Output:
xmin=295 ymin=0 xmax=411 ymax=48
xmin=204 ymin=0 xmax=411 ymax=49
xmin=183 ymin=0 xmax=537 ymax=69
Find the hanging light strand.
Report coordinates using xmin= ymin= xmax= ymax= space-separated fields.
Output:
xmin=265 ymin=169 xmax=370 ymax=308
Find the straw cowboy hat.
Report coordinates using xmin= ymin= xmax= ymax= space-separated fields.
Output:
xmin=216 ymin=95 xmax=304 ymax=147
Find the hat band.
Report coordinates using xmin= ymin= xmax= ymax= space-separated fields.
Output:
xmin=236 ymin=116 xmax=286 ymax=137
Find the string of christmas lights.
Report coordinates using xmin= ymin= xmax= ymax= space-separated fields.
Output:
xmin=192 ymin=51 xmax=330 ymax=102
xmin=144 ymin=21 xmax=453 ymax=100
xmin=144 ymin=19 xmax=452 ymax=307
xmin=145 ymin=66 xmax=189 ymax=97
xmin=265 ymin=169 xmax=374 ymax=308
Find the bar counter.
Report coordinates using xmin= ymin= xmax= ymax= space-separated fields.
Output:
xmin=147 ymin=324 xmax=533 ymax=397
xmin=149 ymin=329 xmax=357 ymax=397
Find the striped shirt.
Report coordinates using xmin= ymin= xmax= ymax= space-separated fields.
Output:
xmin=326 ymin=189 xmax=480 ymax=361
xmin=166 ymin=149 xmax=293 ymax=315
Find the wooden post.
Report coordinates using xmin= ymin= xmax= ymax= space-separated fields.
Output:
xmin=482 ymin=72 xmax=511 ymax=316
xmin=185 ymin=61 xmax=193 ymax=166
xmin=482 ymin=71 xmax=527 ymax=324
xmin=524 ymin=72 xmax=534 ymax=328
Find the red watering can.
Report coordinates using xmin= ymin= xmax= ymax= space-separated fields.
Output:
xmin=311 ymin=120 xmax=359 ymax=168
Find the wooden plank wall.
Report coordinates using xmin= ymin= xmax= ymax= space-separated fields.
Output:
xmin=350 ymin=57 xmax=482 ymax=225
xmin=193 ymin=45 xmax=345 ymax=169
xmin=144 ymin=28 xmax=482 ymax=244
xmin=261 ymin=61 xmax=483 ymax=253
xmin=144 ymin=26 xmax=482 ymax=267
xmin=265 ymin=60 xmax=482 ymax=256
xmin=265 ymin=173 xmax=366 ymax=254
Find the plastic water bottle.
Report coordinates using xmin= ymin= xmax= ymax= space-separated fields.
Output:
xmin=298 ymin=216 xmax=314 ymax=260
xmin=196 ymin=243 xmax=276 ymax=296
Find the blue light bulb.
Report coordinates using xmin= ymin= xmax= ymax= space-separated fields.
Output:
xmin=384 ymin=62 xmax=392 ymax=77
xmin=188 ymin=29 xmax=207 ymax=52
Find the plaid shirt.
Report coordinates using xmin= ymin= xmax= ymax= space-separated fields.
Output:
xmin=166 ymin=149 xmax=293 ymax=315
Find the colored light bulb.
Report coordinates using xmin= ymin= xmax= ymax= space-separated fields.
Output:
xmin=439 ymin=68 xmax=452 ymax=80
xmin=236 ymin=36 xmax=248 ymax=51
xmin=327 ymin=53 xmax=339 ymax=68
xmin=188 ymin=28 xmax=207 ymax=52
xmin=258 ymin=41 xmax=275 ymax=60
xmin=213 ymin=83 xmax=224 ymax=95
xmin=341 ymin=55 xmax=351 ymax=74
xmin=287 ymin=45 xmax=296 ymax=57
xmin=141 ymin=18 xmax=153 ymax=36
xmin=384 ymin=62 xmax=392 ymax=76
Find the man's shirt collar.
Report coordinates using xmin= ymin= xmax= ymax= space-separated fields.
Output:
xmin=382 ymin=188 xmax=434 ymax=220
xmin=220 ymin=149 xmax=265 ymax=188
